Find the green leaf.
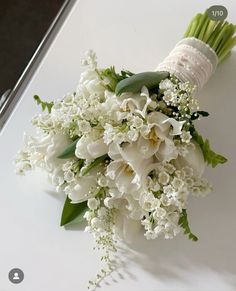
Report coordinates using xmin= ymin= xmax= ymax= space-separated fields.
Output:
xmin=99 ymin=66 xmax=134 ymax=92
xmin=33 ymin=95 xmax=54 ymax=113
xmin=191 ymin=110 xmax=209 ymax=120
xmin=57 ymin=138 xmax=79 ymax=159
xmin=60 ymin=197 xmax=88 ymax=226
xmin=115 ymin=71 xmax=169 ymax=95
xmin=178 ymin=209 xmax=198 ymax=241
xmin=81 ymin=154 xmax=109 ymax=176
xmin=191 ymin=129 xmax=227 ymax=167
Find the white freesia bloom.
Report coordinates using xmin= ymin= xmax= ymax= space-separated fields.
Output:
xmin=106 ymin=159 xmax=141 ymax=194
xmin=119 ymin=86 xmax=152 ymax=118
xmin=147 ymin=111 xmax=185 ymax=136
xmin=107 ymin=141 xmax=156 ymax=197
xmin=106 ymin=111 xmax=184 ymax=164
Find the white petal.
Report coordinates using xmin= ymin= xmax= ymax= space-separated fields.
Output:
xmin=137 ymin=135 xmax=161 ymax=159
xmin=147 ymin=111 xmax=170 ymax=133
xmin=114 ymin=212 xmax=141 ymax=243
xmin=87 ymin=138 xmax=108 ymax=158
xmin=75 ymin=136 xmax=93 ymax=159
xmin=156 ymin=138 xmax=178 ymax=162
xmin=174 ymin=142 xmax=205 ymax=177
xmin=108 ymin=142 xmax=122 ymax=160
xmin=69 ymin=176 xmax=97 ymax=203
xmin=163 ymin=118 xmax=185 ymax=135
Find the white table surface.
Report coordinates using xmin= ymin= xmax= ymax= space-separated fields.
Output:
xmin=0 ymin=0 xmax=236 ymax=290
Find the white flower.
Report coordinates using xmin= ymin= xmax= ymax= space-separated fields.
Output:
xmin=185 ymin=177 xmax=194 ymax=187
xmin=144 ymin=111 xmax=185 ymax=161
xmin=106 ymin=160 xmax=141 ymax=194
xmin=163 ymin=90 xmax=177 ymax=103
xmin=175 ymin=170 xmax=186 ymax=179
xmin=16 ymin=132 xmax=71 ymax=173
xmin=97 ymin=207 xmax=107 ymax=218
xmin=75 ymin=136 xmax=108 ymax=159
xmin=68 ymin=174 xmax=98 ymax=203
xmin=104 ymin=196 xmax=125 ymax=210
xmin=140 ymin=192 xmax=160 ymax=212
xmin=174 ymin=141 xmax=205 ymax=177
xmin=64 ymin=170 xmax=74 ymax=183
xmin=146 ymin=177 xmax=160 ymax=192
xmin=97 ymin=175 xmax=108 ymax=187
xmin=107 ymin=141 xmax=156 ymax=195
xmin=171 ymin=177 xmax=184 ymax=189
xmin=118 ymin=86 xmax=152 ymax=119
xmin=182 ymin=166 xmax=193 ymax=177
xmin=114 ymin=211 xmax=141 ymax=243
xmin=131 ymin=116 xmax=143 ymax=128
xmin=84 ymin=210 xmax=94 ymax=221
xmin=164 ymin=162 xmax=176 ymax=174
xmin=15 ymin=151 xmax=32 ymax=175
xmin=158 ymin=171 xmax=170 ymax=185
xmin=159 ymin=79 xmax=175 ymax=90
xmin=144 ymin=230 xmax=157 ymax=240
xmin=103 ymin=124 xmax=116 ymax=145
xmin=91 ymin=217 xmax=102 ymax=229
xmin=140 ymin=124 xmax=150 ymax=136
xmin=163 ymin=185 xmax=175 ymax=196
xmin=78 ymin=120 xmax=91 ymax=133
xmin=141 ymin=218 xmax=152 ymax=230
xmin=81 ymin=50 xmax=97 ymax=69
xmin=87 ymin=198 xmax=100 ymax=210
xmin=157 ymin=138 xmax=178 ymax=162
xmin=152 ymin=207 xmax=167 ymax=220
xmin=180 ymin=130 xmax=192 ymax=143
xmin=147 ymin=111 xmax=185 ymax=136
xmin=127 ymin=129 xmax=139 ymax=142
xmin=62 ymin=161 xmax=73 ymax=172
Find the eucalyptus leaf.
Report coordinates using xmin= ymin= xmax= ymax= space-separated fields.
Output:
xmin=60 ymin=197 xmax=88 ymax=226
xmin=57 ymin=138 xmax=79 ymax=159
xmin=115 ymin=71 xmax=169 ymax=95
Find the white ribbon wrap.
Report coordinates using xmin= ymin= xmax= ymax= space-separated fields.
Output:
xmin=156 ymin=37 xmax=218 ymax=90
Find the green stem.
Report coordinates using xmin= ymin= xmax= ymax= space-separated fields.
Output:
xmin=184 ymin=9 xmax=236 ymax=65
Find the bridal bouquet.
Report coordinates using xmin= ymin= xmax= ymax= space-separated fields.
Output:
xmin=16 ymin=9 xmax=235 ymax=288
